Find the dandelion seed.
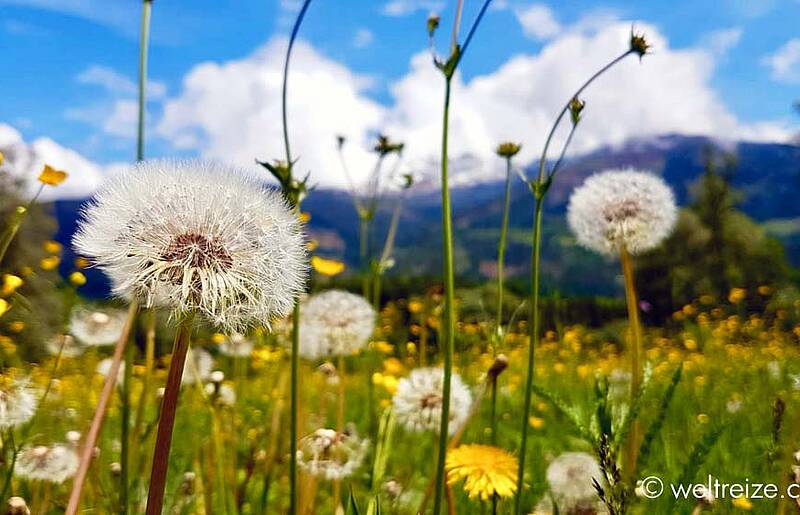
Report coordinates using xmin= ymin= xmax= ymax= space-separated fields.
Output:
xmin=69 ymin=307 xmax=127 ymax=346
xmin=392 ymin=367 xmax=472 ymax=435
xmin=0 ymin=379 xmax=38 ymax=430
xmin=445 ymin=444 xmax=518 ymax=501
xmin=545 ymin=452 xmax=605 ymax=513
xmin=96 ymin=358 xmax=125 ymax=385
xmin=567 ymin=169 xmax=677 ymax=257
xmin=296 ymin=427 xmax=369 ymax=481
xmin=45 ymin=334 xmax=83 ymax=358
xmin=14 ymin=444 xmax=79 ymax=484
xmin=205 ymin=382 xmax=236 ymax=406
xmin=73 ymin=159 xmax=308 ymax=332
xmin=295 ymin=290 xmax=376 ymax=360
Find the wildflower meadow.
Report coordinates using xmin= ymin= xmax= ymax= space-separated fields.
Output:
xmin=1 ymin=1 xmax=800 ymax=514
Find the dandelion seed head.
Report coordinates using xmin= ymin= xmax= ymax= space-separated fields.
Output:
xmin=567 ymin=169 xmax=677 ymax=256
xmin=296 ymin=290 xmax=376 ymax=359
xmin=96 ymin=358 xmax=125 ymax=385
xmin=69 ymin=307 xmax=127 ymax=346
xmin=546 ymin=452 xmax=604 ymax=511
xmin=73 ymin=159 xmax=308 ymax=332
xmin=218 ymin=333 xmax=255 ymax=358
xmin=181 ymin=348 xmax=214 ymax=385
xmin=0 ymin=379 xmax=39 ymax=430
xmin=14 ymin=444 xmax=79 ymax=484
xmin=392 ymin=367 xmax=472 ymax=435
xmin=45 ymin=334 xmax=83 ymax=358
xmin=296 ymin=427 xmax=369 ymax=481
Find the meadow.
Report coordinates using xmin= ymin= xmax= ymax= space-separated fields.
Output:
xmin=1 ymin=1 xmax=799 ymax=514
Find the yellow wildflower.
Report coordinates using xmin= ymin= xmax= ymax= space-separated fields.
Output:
xmin=1 ymin=274 xmax=23 ymax=297
xmin=43 ymin=240 xmax=63 ymax=254
xmin=40 ymin=256 xmax=60 ymax=271
xmin=381 ymin=375 xmax=399 ymax=395
xmin=299 ymin=212 xmax=311 ymax=223
xmin=311 ymin=256 xmax=345 ymax=276
xmin=383 ymin=357 xmax=403 ymax=375
xmin=68 ymin=271 xmax=86 ymax=286
xmin=732 ymin=497 xmax=752 ymax=510
xmin=211 ymin=333 xmax=226 ymax=344
xmin=8 ymin=321 xmax=24 ymax=333
xmin=0 ymin=299 xmax=10 ymax=318
xmin=0 ymin=150 xmax=4 ymax=165
xmin=306 ymin=239 xmax=319 ymax=252
xmin=408 ymin=300 xmax=423 ymax=314
xmin=728 ymin=288 xmax=746 ymax=304
xmin=74 ymin=257 xmax=90 ymax=269
xmin=38 ymin=164 xmax=68 ymax=186
xmin=529 ymin=416 xmax=545 ymax=429
xmin=446 ymin=445 xmax=518 ymax=501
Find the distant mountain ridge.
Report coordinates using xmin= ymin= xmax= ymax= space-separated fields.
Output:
xmin=53 ymin=134 xmax=800 ymax=297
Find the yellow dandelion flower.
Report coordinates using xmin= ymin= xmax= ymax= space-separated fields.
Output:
xmin=383 ymin=357 xmax=403 ymax=375
xmin=8 ymin=321 xmax=24 ymax=333
xmin=1 ymin=274 xmax=23 ymax=297
xmin=732 ymin=497 xmax=752 ymax=510
xmin=299 ymin=212 xmax=311 ymax=223
xmin=381 ymin=375 xmax=399 ymax=395
xmin=406 ymin=341 xmax=417 ymax=355
xmin=0 ymin=150 xmax=4 ymax=165
xmin=211 ymin=333 xmax=226 ymax=344
xmin=311 ymin=256 xmax=345 ymax=276
xmin=408 ymin=300 xmax=423 ymax=314
xmin=74 ymin=257 xmax=90 ymax=269
xmin=446 ymin=445 xmax=518 ymax=501
xmin=728 ymin=288 xmax=746 ymax=304
xmin=373 ymin=340 xmax=394 ymax=354
xmin=40 ymin=256 xmax=60 ymax=271
xmin=529 ymin=416 xmax=545 ymax=429
xmin=68 ymin=271 xmax=86 ymax=286
xmin=38 ymin=164 xmax=68 ymax=186
xmin=0 ymin=299 xmax=10 ymax=318
xmin=43 ymin=240 xmax=63 ymax=254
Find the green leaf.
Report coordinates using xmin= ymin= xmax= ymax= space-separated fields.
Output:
xmin=532 ymin=384 xmax=594 ymax=444
xmin=636 ymin=364 xmax=682 ymax=475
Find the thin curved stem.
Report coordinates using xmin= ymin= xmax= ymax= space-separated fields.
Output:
xmin=454 ymin=0 xmax=494 ymax=70
xmin=136 ymin=0 xmax=152 ymax=163
xmin=536 ymin=50 xmax=632 ymax=184
xmin=496 ymin=156 xmax=513 ymax=342
xmin=282 ymin=0 xmax=313 ymax=167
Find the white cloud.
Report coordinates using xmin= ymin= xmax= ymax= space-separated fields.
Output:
xmin=154 ymin=23 xmax=795 ymax=189
xmin=762 ymin=38 xmax=800 ymax=83
xmin=353 ymin=28 xmax=375 ymax=49
xmin=704 ymin=27 xmax=743 ymax=57
xmin=382 ymin=0 xmax=444 ymax=17
xmin=0 ymin=124 xmax=121 ymax=200
xmin=157 ymin=39 xmax=385 ymax=188
xmin=513 ymin=3 xmax=560 ymax=41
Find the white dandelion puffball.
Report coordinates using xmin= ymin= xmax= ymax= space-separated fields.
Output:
xmin=0 ymin=380 xmax=39 ymax=430
xmin=567 ymin=169 xmax=677 ymax=256
xmin=69 ymin=307 xmax=128 ymax=346
xmin=73 ymin=159 xmax=308 ymax=332
xmin=392 ymin=367 xmax=472 ymax=435
xmin=219 ymin=333 xmax=255 ymax=358
xmin=181 ymin=348 xmax=214 ymax=385
xmin=297 ymin=290 xmax=376 ymax=359
xmin=45 ymin=334 xmax=84 ymax=358
xmin=96 ymin=358 xmax=125 ymax=386
xmin=297 ymin=428 xmax=370 ymax=481
xmin=14 ymin=444 xmax=79 ymax=484
xmin=546 ymin=452 xmax=604 ymax=511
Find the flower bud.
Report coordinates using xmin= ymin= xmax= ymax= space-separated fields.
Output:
xmin=495 ymin=142 xmax=521 ymax=158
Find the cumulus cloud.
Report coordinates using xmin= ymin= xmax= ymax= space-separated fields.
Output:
xmin=0 ymin=124 xmax=121 ymax=200
xmin=762 ymin=38 xmax=800 ymax=83
xmin=513 ymin=3 xmax=561 ymax=41
xmin=154 ymin=22 xmax=794 ymax=189
xmin=382 ymin=0 xmax=444 ymax=17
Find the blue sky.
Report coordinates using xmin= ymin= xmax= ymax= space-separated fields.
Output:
xmin=1 ymin=0 xmax=799 ymax=196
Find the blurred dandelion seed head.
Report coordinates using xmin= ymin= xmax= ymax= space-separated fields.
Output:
xmin=546 ymin=452 xmax=605 ymax=511
xmin=73 ymin=159 xmax=308 ymax=332
xmin=296 ymin=290 xmax=376 ymax=359
xmin=392 ymin=367 xmax=472 ymax=435
xmin=296 ymin=427 xmax=369 ymax=481
xmin=69 ymin=307 xmax=128 ymax=346
xmin=567 ymin=169 xmax=677 ymax=256
xmin=218 ymin=332 xmax=255 ymax=358
xmin=181 ymin=348 xmax=214 ymax=385
xmin=0 ymin=379 xmax=38 ymax=430
xmin=14 ymin=444 xmax=79 ymax=484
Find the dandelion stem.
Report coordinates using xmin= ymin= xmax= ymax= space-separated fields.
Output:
xmin=66 ymin=302 xmax=138 ymax=515
xmin=432 ymin=75 xmax=456 ymax=515
xmin=333 ymin=353 xmax=346 ymax=511
xmin=136 ymin=0 xmax=152 ymax=163
xmin=0 ymin=207 xmax=27 ymax=266
xmin=514 ymin=198 xmax=543 ymax=515
xmin=145 ymin=315 xmax=194 ymax=515
xmin=280 ymin=2 xmax=313 ymax=513
xmin=496 ymin=155 xmax=513 ymax=342
xmin=620 ymin=244 xmax=643 ymax=472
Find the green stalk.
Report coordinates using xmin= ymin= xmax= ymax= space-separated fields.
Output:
xmin=432 ymin=75 xmax=456 ymax=515
xmin=122 ymin=3 xmax=152 ymax=511
xmin=360 ymin=215 xmax=370 ymax=298
xmin=514 ymin=198 xmax=543 ymax=515
xmin=279 ymin=2 xmax=313 ymax=513
xmin=495 ymin=156 xmax=513 ymax=341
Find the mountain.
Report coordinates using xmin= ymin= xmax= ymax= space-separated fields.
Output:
xmin=52 ymin=134 xmax=800 ymax=297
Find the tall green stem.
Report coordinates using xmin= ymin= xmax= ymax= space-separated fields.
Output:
xmin=620 ymin=244 xmax=643 ymax=472
xmin=514 ymin=198 xmax=543 ymax=515
xmin=432 ymin=76 xmax=455 ymax=515
xmin=360 ymin=216 xmax=370 ymax=298
xmin=495 ymin=157 xmax=513 ymax=341
xmin=136 ymin=0 xmax=151 ymax=162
